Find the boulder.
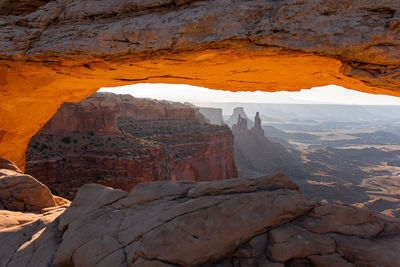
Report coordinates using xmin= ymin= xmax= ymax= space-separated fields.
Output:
xmin=0 ymin=158 xmax=69 ymax=211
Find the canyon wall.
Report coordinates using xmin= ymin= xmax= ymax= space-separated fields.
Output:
xmin=25 ymin=93 xmax=237 ymax=199
xmin=198 ymin=107 xmax=224 ymax=125
xmin=0 ymin=0 xmax=399 ymax=168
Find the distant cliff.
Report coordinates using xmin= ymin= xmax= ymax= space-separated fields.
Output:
xmin=198 ymin=107 xmax=224 ymax=125
xmin=225 ymin=107 xmax=254 ymax=128
xmin=232 ymin=111 xmax=302 ymax=178
xmin=26 ymin=93 xmax=237 ymax=199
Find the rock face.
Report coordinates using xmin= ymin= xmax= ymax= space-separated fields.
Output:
xmin=225 ymin=107 xmax=254 ymax=128
xmin=0 ymin=157 xmax=69 ymax=265
xmin=0 ymin=158 xmax=68 ymax=211
xmin=1 ymin=172 xmax=400 ymax=266
xmin=25 ymin=93 xmax=237 ymax=199
xmin=231 ymin=112 xmax=303 ymax=178
xmin=1 ymin=0 xmax=400 ymax=169
xmin=198 ymin=107 xmax=224 ymax=125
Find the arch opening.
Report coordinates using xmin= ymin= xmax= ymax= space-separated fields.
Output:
xmin=22 ymin=83 xmax=400 ymax=217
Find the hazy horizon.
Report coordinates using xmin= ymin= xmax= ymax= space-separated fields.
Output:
xmin=99 ymin=83 xmax=400 ymax=106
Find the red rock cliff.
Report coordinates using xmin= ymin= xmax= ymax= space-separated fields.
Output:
xmin=25 ymin=93 xmax=237 ymax=199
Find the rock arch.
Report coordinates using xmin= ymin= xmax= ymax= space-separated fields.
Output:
xmin=0 ymin=0 xmax=399 ymax=168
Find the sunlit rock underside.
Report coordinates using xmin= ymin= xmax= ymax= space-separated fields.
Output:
xmin=0 ymin=0 xmax=399 ymax=167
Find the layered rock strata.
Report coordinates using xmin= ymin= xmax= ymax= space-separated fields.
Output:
xmin=25 ymin=93 xmax=237 ymax=199
xmin=1 ymin=0 xmax=400 ymax=168
xmin=1 ymin=172 xmax=399 ymax=266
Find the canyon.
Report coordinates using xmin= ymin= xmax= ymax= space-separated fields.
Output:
xmin=226 ymin=105 xmax=400 ymax=218
xmin=25 ymin=92 xmax=237 ymax=199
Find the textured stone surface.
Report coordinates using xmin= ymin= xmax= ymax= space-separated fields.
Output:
xmin=335 ymin=235 xmax=400 ymax=266
xmin=1 ymin=0 xmax=400 ymax=168
xmin=307 ymin=254 xmax=355 ymax=267
xmin=267 ymin=225 xmax=336 ymax=262
xmin=25 ymin=93 xmax=237 ymax=199
xmin=297 ymin=203 xmax=384 ymax=238
xmin=0 ymin=158 xmax=69 ymax=211
xmin=0 ymin=205 xmax=67 ymax=267
xmin=1 ymin=172 xmax=400 ymax=266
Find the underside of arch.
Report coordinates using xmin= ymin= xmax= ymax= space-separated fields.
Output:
xmin=0 ymin=0 xmax=399 ymax=168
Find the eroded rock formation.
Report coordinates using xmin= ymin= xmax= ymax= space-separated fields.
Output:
xmin=1 ymin=171 xmax=400 ymax=266
xmin=0 ymin=158 xmax=69 ymax=211
xmin=25 ymin=93 xmax=237 ymax=199
xmin=232 ymin=112 xmax=302 ymax=178
xmin=1 ymin=0 xmax=399 ymax=168
xmin=225 ymin=107 xmax=254 ymax=128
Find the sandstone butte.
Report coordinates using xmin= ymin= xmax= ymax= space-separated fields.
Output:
xmin=25 ymin=92 xmax=237 ymax=199
xmin=1 ymin=158 xmax=400 ymax=266
xmin=0 ymin=0 xmax=399 ymax=169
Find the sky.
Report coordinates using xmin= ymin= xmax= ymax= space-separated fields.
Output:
xmin=99 ymin=84 xmax=400 ymax=106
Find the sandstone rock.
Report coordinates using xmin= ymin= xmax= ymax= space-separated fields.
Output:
xmin=53 ymin=174 xmax=314 ymax=266
xmin=25 ymin=93 xmax=237 ymax=199
xmin=0 ymin=158 xmax=69 ymax=212
xmin=198 ymin=107 xmax=224 ymax=126
xmin=0 ymin=158 xmax=22 ymax=174
xmin=187 ymin=173 xmax=298 ymax=198
xmin=0 ymin=164 xmax=55 ymax=211
xmin=1 ymin=0 xmax=400 ymax=167
xmin=267 ymin=225 xmax=336 ymax=262
xmin=335 ymin=234 xmax=400 ymax=267
xmin=0 ymin=209 xmax=42 ymax=229
xmin=0 ymin=204 xmax=66 ymax=265
xmin=307 ymin=254 xmax=355 ymax=267
xmin=297 ymin=203 xmax=384 ymax=238
xmin=1 ymin=173 xmax=400 ymax=266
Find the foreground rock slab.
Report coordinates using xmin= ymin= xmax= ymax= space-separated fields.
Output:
xmin=1 ymin=172 xmax=400 ymax=266
xmin=0 ymin=158 xmax=69 ymax=211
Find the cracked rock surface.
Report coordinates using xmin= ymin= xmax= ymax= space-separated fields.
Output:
xmin=1 ymin=172 xmax=400 ymax=266
xmin=1 ymin=0 xmax=400 ymax=169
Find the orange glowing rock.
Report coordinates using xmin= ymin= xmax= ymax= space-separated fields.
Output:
xmin=0 ymin=0 xmax=399 ymax=167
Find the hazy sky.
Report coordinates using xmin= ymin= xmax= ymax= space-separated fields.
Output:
xmin=99 ymin=84 xmax=400 ymax=105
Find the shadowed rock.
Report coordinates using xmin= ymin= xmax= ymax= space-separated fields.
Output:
xmin=1 ymin=170 xmax=399 ymax=266
xmin=0 ymin=158 xmax=69 ymax=211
